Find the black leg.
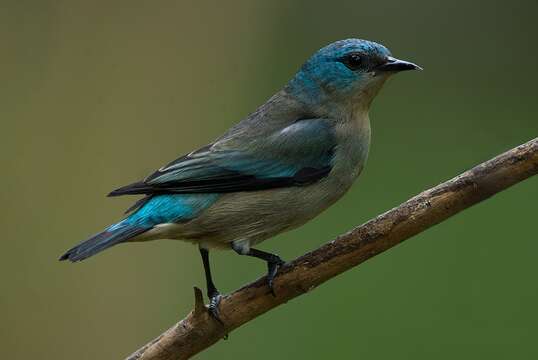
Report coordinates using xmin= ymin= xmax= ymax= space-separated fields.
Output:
xmin=231 ymin=245 xmax=285 ymax=296
xmin=199 ymin=247 xmax=223 ymax=323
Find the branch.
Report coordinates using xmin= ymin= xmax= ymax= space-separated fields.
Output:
xmin=127 ymin=138 xmax=538 ymax=360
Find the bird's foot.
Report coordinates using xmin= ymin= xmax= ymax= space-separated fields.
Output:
xmin=267 ymin=257 xmax=285 ymax=297
xmin=207 ymin=291 xmax=223 ymax=325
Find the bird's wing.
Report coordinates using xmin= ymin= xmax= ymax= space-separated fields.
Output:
xmin=109 ymin=118 xmax=336 ymax=196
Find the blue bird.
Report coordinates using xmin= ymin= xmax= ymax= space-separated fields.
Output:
xmin=60 ymin=38 xmax=421 ymax=319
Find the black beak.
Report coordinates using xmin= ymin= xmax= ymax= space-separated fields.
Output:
xmin=376 ymin=56 xmax=422 ymax=72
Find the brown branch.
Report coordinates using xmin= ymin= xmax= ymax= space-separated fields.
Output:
xmin=126 ymin=138 xmax=538 ymax=360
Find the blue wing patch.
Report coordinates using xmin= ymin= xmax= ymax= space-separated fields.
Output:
xmin=109 ymin=119 xmax=336 ymax=196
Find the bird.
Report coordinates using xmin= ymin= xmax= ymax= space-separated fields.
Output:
xmin=60 ymin=38 xmax=421 ymax=320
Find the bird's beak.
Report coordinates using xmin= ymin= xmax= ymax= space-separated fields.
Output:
xmin=376 ymin=56 xmax=422 ymax=72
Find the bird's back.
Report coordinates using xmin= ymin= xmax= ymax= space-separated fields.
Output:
xmin=139 ymin=95 xmax=372 ymax=249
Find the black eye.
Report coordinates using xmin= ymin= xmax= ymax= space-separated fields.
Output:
xmin=340 ymin=52 xmax=365 ymax=70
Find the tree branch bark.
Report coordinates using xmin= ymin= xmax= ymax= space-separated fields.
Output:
xmin=127 ymin=138 xmax=538 ymax=360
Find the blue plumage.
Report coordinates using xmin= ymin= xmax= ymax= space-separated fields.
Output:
xmin=125 ymin=194 xmax=220 ymax=226
xmin=287 ymin=40 xmax=392 ymax=105
xmin=60 ymin=38 xmax=420 ymax=319
xmin=60 ymin=194 xmax=219 ymax=261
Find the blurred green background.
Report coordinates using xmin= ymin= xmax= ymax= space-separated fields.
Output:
xmin=2 ymin=0 xmax=537 ymax=359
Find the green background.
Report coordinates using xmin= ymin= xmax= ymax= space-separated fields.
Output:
xmin=2 ymin=0 xmax=537 ymax=359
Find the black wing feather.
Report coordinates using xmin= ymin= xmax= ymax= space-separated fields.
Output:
xmin=108 ymin=166 xmax=331 ymax=196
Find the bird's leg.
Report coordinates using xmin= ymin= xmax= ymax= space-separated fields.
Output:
xmin=231 ymin=243 xmax=285 ymax=297
xmin=199 ymin=247 xmax=223 ymax=323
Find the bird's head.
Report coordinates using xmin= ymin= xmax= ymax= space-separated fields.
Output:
xmin=287 ymin=39 xmax=421 ymax=113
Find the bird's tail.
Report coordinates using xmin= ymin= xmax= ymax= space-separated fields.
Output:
xmin=59 ymin=222 xmax=149 ymax=262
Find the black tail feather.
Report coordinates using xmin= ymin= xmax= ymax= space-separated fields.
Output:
xmin=59 ymin=225 xmax=148 ymax=262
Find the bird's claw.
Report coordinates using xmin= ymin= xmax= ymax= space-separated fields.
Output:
xmin=207 ymin=292 xmax=223 ymax=325
xmin=267 ymin=258 xmax=285 ymax=297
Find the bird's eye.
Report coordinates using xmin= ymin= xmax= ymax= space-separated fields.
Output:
xmin=340 ymin=53 xmax=365 ymax=71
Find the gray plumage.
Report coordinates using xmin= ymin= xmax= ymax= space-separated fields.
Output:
xmin=60 ymin=38 xmax=420 ymax=317
xmin=136 ymin=88 xmax=373 ymax=252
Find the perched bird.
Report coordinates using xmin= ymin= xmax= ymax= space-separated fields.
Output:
xmin=60 ymin=38 xmax=421 ymax=319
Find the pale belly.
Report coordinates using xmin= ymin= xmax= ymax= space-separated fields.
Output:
xmin=138 ymin=160 xmax=363 ymax=250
